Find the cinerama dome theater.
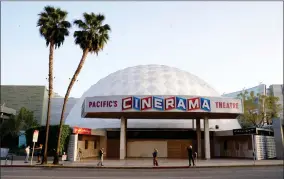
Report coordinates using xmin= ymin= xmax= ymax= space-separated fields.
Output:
xmin=65 ymin=64 xmax=241 ymax=130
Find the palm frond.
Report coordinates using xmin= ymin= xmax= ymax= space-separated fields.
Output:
xmin=73 ymin=12 xmax=111 ymax=53
xmin=37 ymin=6 xmax=71 ymax=48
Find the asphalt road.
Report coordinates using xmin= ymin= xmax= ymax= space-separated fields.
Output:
xmin=1 ymin=166 xmax=283 ymax=179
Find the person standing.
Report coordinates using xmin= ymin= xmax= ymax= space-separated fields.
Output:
xmin=152 ymin=149 xmax=158 ymax=166
xmin=187 ymin=145 xmax=195 ymax=167
xmin=97 ymin=148 xmax=104 ymax=166
xmin=35 ymin=144 xmax=43 ymax=163
xmin=24 ymin=145 xmax=30 ymax=163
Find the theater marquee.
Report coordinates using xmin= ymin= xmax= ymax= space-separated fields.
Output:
xmin=81 ymin=95 xmax=243 ymax=116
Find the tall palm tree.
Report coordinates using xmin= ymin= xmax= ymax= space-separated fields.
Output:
xmin=37 ymin=6 xmax=71 ymax=164
xmin=55 ymin=12 xmax=111 ymax=164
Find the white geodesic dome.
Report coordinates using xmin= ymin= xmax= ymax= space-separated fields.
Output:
xmin=65 ymin=64 xmax=241 ymax=130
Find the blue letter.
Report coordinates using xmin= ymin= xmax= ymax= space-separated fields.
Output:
xmin=153 ymin=96 xmax=164 ymax=111
xmin=200 ymin=98 xmax=211 ymax=112
xmin=133 ymin=97 xmax=141 ymax=111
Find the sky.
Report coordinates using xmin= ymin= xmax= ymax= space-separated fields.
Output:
xmin=1 ymin=1 xmax=283 ymax=98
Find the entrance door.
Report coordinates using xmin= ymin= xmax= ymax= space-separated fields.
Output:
xmin=107 ymin=139 xmax=119 ymax=159
xmin=167 ymin=140 xmax=191 ymax=158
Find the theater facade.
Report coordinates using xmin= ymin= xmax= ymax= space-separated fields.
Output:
xmin=67 ymin=94 xmax=243 ymax=161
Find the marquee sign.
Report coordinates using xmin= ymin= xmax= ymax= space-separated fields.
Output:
xmin=233 ymin=128 xmax=257 ymax=135
xmin=82 ymin=95 xmax=243 ymax=116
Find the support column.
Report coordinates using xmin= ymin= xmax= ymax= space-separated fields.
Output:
xmin=196 ymin=119 xmax=202 ymax=159
xmin=120 ymin=117 xmax=127 ymax=160
xmin=67 ymin=134 xmax=78 ymax=162
xmin=192 ymin=119 xmax=195 ymax=130
xmin=204 ymin=116 xmax=210 ymax=160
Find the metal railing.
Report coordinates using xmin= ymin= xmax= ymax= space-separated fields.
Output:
xmin=5 ymin=153 xmax=15 ymax=165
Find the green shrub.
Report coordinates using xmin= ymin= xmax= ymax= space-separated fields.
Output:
xmin=25 ymin=125 xmax=71 ymax=155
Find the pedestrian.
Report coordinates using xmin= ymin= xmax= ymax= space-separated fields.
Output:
xmin=152 ymin=148 xmax=158 ymax=166
xmin=77 ymin=148 xmax=82 ymax=161
xmin=35 ymin=144 xmax=43 ymax=163
xmin=97 ymin=148 xmax=104 ymax=166
xmin=194 ymin=152 xmax=198 ymax=164
xmin=24 ymin=145 xmax=30 ymax=163
xmin=40 ymin=145 xmax=45 ymax=164
xmin=187 ymin=145 xmax=195 ymax=167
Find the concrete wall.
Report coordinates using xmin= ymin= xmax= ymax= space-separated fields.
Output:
xmin=127 ymin=140 xmax=167 ymax=158
xmin=67 ymin=134 xmax=78 ymax=161
xmin=0 ymin=85 xmax=48 ymax=125
xmin=67 ymin=134 xmax=106 ymax=161
xmin=77 ymin=135 xmax=101 ymax=158
xmin=254 ymin=135 xmax=276 ymax=160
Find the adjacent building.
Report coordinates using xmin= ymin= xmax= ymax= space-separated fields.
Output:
xmin=267 ymin=84 xmax=284 ymax=120
xmin=0 ymin=104 xmax=16 ymax=124
xmin=0 ymin=85 xmax=48 ymax=125
xmin=0 ymin=85 xmax=79 ymax=126
xmin=222 ymin=84 xmax=267 ymax=98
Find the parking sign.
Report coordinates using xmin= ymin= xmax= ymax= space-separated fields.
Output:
xmin=32 ymin=130 xmax=39 ymax=142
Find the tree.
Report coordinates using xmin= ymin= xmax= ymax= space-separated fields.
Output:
xmin=237 ymin=90 xmax=282 ymax=128
xmin=0 ymin=107 xmax=39 ymax=143
xmin=17 ymin=107 xmax=39 ymax=130
xmin=54 ymin=12 xmax=111 ymax=164
xmin=0 ymin=115 xmax=23 ymax=139
xmin=37 ymin=6 xmax=71 ymax=164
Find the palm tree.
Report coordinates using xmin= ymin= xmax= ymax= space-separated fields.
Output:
xmin=37 ymin=6 xmax=71 ymax=164
xmin=55 ymin=12 xmax=111 ymax=164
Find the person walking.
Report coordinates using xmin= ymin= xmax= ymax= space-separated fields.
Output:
xmin=97 ymin=148 xmax=104 ymax=167
xmin=187 ymin=145 xmax=195 ymax=167
xmin=24 ymin=145 xmax=30 ymax=163
xmin=152 ymin=148 xmax=158 ymax=166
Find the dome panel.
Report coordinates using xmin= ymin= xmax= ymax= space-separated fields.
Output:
xmin=65 ymin=64 xmax=241 ymax=130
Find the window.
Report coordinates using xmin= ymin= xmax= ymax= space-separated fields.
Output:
xmin=85 ymin=140 xmax=88 ymax=149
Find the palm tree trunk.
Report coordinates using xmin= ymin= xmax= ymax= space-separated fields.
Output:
xmin=54 ymin=49 xmax=89 ymax=164
xmin=42 ymin=41 xmax=54 ymax=165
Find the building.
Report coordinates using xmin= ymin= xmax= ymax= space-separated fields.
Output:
xmin=65 ymin=64 xmax=243 ymax=161
xmin=222 ymin=84 xmax=267 ymax=98
xmin=214 ymin=127 xmax=276 ymax=160
xmin=268 ymin=85 xmax=284 ymax=159
xmin=0 ymin=85 xmax=48 ymax=125
xmin=0 ymin=104 xmax=16 ymax=124
xmin=50 ymin=97 xmax=78 ymax=125
xmin=0 ymin=85 xmax=80 ymax=126
xmin=222 ymin=84 xmax=283 ymax=159
xmin=267 ymin=84 xmax=283 ymax=120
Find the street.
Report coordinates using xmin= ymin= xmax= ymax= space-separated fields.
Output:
xmin=1 ymin=166 xmax=283 ymax=179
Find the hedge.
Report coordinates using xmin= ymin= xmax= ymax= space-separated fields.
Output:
xmin=25 ymin=125 xmax=71 ymax=155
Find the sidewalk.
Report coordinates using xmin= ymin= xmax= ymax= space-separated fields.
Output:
xmin=1 ymin=159 xmax=283 ymax=169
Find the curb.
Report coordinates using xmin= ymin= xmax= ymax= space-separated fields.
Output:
xmin=1 ymin=164 xmax=283 ymax=169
